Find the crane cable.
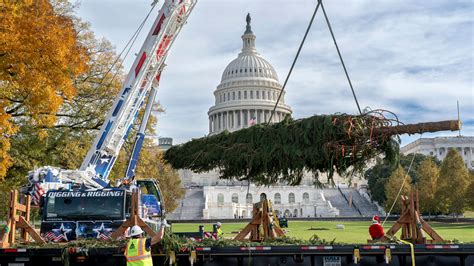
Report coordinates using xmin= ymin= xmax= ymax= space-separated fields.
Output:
xmin=320 ymin=0 xmax=362 ymax=115
xmin=267 ymin=0 xmax=363 ymax=124
xmin=266 ymin=0 xmax=321 ymax=124
xmin=97 ymin=3 xmax=157 ymax=87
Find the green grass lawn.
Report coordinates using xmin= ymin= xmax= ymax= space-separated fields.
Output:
xmin=171 ymin=220 xmax=474 ymax=244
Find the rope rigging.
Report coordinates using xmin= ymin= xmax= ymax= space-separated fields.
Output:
xmin=320 ymin=0 xmax=362 ymax=115
xmin=268 ymin=0 xmax=363 ymax=125
xmin=267 ymin=0 xmax=321 ymax=124
xmin=382 ymin=138 xmax=421 ymax=227
xmin=97 ymin=4 xmax=157 ymax=88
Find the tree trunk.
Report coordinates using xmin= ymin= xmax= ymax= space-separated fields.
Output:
xmin=373 ymin=120 xmax=461 ymax=136
xmin=428 ymin=211 xmax=431 ymax=222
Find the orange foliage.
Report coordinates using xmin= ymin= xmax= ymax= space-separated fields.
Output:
xmin=0 ymin=106 xmax=15 ymax=178
xmin=0 ymin=0 xmax=88 ymax=179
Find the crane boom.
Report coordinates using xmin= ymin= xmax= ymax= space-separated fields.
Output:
xmin=125 ymin=85 xmax=159 ymax=180
xmin=26 ymin=0 xmax=196 ymax=194
xmin=80 ymin=0 xmax=196 ymax=187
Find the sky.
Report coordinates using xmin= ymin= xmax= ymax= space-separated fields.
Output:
xmin=76 ymin=0 xmax=473 ymax=146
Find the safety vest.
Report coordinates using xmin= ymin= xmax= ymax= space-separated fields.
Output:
xmin=124 ymin=238 xmax=153 ymax=266
xmin=217 ymin=228 xmax=223 ymax=237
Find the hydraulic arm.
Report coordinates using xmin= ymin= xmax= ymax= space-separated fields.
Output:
xmin=26 ymin=0 xmax=196 ymax=194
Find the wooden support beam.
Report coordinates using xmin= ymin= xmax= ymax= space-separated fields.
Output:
xmin=0 ymin=190 xmax=45 ymax=248
xmin=111 ymin=190 xmax=156 ymax=240
xmin=22 ymin=194 xmax=31 ymax=242
xmin=273 ymin=225 xmax=285 ymax=237
xmin=385 ymin=222 xmax=403 ymax=237
xmin=9 ymin=191 xmax=17 ymax=245
xmin=382 ymin=189 xmax=444 ymax=244
xmin=17 ymin=216 xmax=44 ymax=244
xmin=420 ymin=220 xmax=444 ymax=242
xmin=234 ymin=226 xmax=252 ymax=240
xmin=234 ymin=199 xmax=285 ymax=242
xmin=16 ymin=204 xmax=27 ymax=213
xmin=234 ymin=211 xmax=262 ymax=241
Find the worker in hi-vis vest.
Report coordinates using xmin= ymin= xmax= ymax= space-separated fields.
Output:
xmin=216 ymin=222 xmax=224 ymax=238
xmin=124 ymin=222 xmax=167 ymax=266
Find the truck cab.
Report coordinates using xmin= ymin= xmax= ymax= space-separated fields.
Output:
xmin=40 ymin=179 xmax=165 ymax=241
xmin=136 ymin=179 xmax=165 ymax=218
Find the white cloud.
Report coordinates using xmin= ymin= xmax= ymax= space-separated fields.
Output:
xmin=77 ymin=0 xmax=473 ymax=145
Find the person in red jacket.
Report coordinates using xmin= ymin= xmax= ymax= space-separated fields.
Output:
xmin=369 ymin=215 xmax=385 ymax=240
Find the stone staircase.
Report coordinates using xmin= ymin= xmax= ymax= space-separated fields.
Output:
xmin=168 ymin=187 xmax=380 ymax=220
xmin=339 ymin=188 xmax=380 ymax=217
xmin=167 ymin=188 xmax=205 ymax=220
xmin=322 ymin=189 xmax=361 ymax=217
xmin=322 ymin=188 xmax=381 ymax=217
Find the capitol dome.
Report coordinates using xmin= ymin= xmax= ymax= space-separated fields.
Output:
xmin=208 ymin=14 xmax=292 ymax=135
xmin=220 ymin=53 xmax=279 ymax=82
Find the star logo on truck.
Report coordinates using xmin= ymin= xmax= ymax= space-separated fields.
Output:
xmin=93 ymin=223 xmax=112 ymax=240
xmin=52 ymin=223 xmax=72 ymax=242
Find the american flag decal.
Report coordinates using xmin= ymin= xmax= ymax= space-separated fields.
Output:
xmin=43 ymin=231 xmax=56 ymax=241
xmin=31 ymin=183 xmax=44 ymax=205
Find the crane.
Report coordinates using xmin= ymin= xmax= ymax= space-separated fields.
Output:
xmin=19 ymin=0 xmax=197 ymax=241
xmin=26 ymin=0 xmax=196 ymax=196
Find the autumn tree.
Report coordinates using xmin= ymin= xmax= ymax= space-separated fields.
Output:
xmin=365 ymin=154 xmax=432 ymax=205
xmin=0 ymin=0 xmax=88 ymax=178
xmin=5 ymin=12 xmax=123 ymax=181
xmin=416 ymin=158 xmax=440 ymax=220
xmin=384 ymin=166 xmax=412 ymax=214
xmin=1 ymin=1 xmax=123 ymax=216
xmin=436 ymin=149 xmax=470 ymax=220
xmin=466 ymin=171 xmax=474 ymax=211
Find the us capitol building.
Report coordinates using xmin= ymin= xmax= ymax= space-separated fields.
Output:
xmin=207 ymin=14 xmax=292 ymax=134
xmin=169 ymin=15 xmax=378 ymax=220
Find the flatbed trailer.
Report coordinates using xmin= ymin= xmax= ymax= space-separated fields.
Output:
xmin=1 ymin=244 xmax=473 ymax=266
